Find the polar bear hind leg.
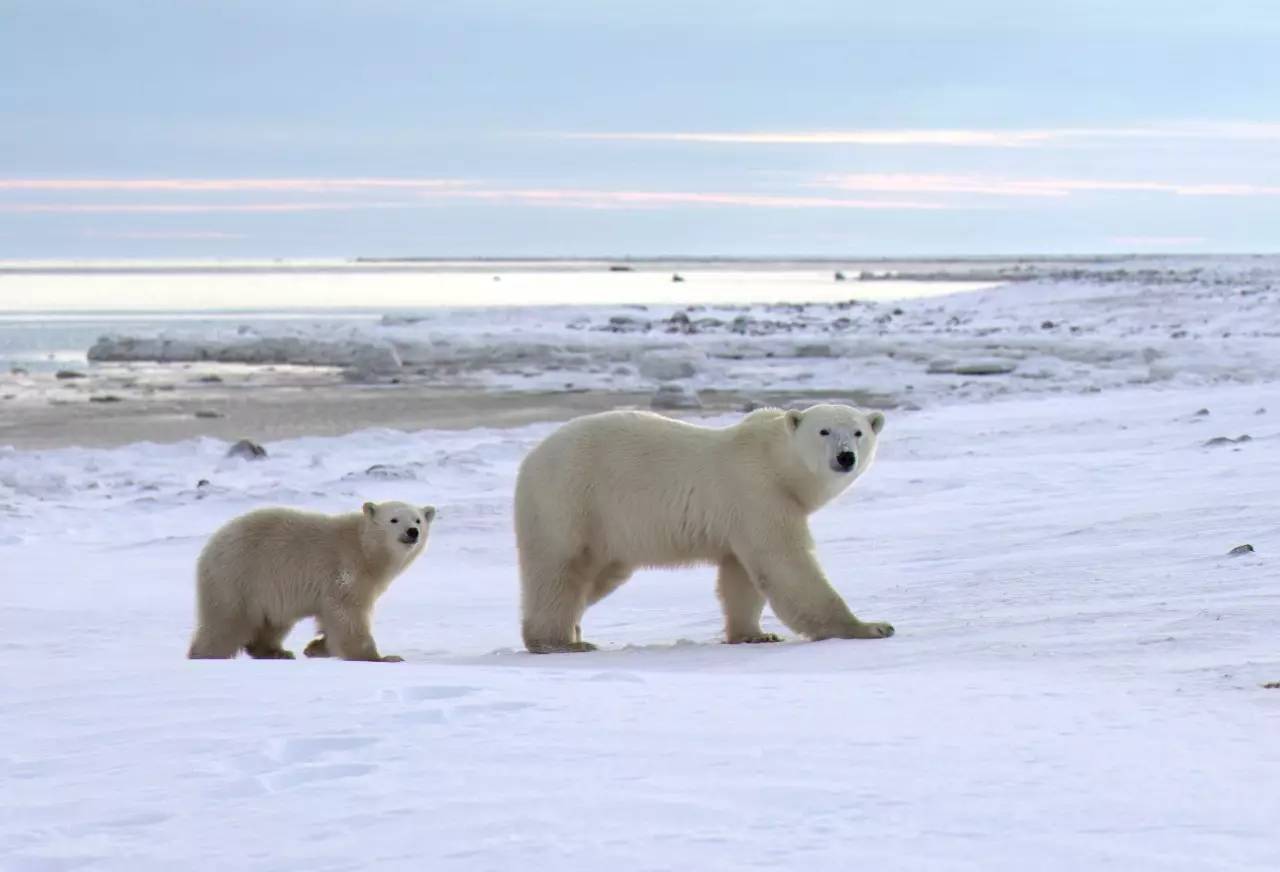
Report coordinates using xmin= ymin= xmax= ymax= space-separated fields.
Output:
xmin=520 ymin=547 xmax=600 ymax=653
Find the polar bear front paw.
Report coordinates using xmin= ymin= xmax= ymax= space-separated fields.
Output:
xmin=380 ymin=654 xmax=405 ymax=663
xmin=728 ymin=632 xmax=784 ymax=644
xmin=849 ymin=621 xmax=895 ymax=639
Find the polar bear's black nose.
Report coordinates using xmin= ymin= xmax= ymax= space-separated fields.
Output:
xmin=405 ymin=526 xmax=419 ymax=541
xmin=836 ymin=451 xmax=856 ymax=470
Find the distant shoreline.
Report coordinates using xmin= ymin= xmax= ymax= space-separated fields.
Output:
xmin=0 ymin=252 xmax=1267 ymax=277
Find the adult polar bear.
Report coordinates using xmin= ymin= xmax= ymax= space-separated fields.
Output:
xmin=515 ymin=404 xmax=893 ymax=653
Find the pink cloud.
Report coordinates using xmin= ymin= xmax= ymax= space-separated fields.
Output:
xmin=820 ymin=174 xmax=1280 ymax=198
xmin=1109 ymin=235 xmax=1208 ymax=247
xmin=0 ymin=178 xmax=467 ymax=193
xmin=563 ymin=122 xmax=1280 ymax=148
xmin=81 ymin=230 xmax=247 ymax=240
xmin=0 ymin=201 xmax=424 ymax=213
xmin=419 ymin=187 xmax=947 ymax=210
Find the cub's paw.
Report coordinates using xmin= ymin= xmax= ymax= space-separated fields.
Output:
xmin=727 ymin=632 xmax=784 ymax=644
xmin=245 ymin=644 xmax=296 ymax=660
xmin=303 ymin=636 xmax=331 ymax=658
xmin=851 ymin=621 xmax=895 ymax=639
xmin=380 ymin=654 xmax=405 ymax=663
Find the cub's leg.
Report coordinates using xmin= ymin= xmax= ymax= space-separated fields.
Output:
xmin=244 ymin=620 xmax=296 ymax=660
xmin=187 ymin=618 xmax=251 ymax=659
xmin=717 ymin=554 xmax=782 ymax=644
xmin=322 ymin=608 xmax=402 ymax=662
xmin=737 ymin=529 xmax=894 ymax=641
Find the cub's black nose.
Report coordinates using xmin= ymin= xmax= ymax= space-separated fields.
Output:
xmin=406 ymin=526 xmax=419 ymax=541
xmin=836 ymin=451 xmax=856 ymax=470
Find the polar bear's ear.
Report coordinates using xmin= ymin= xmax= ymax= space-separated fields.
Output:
xmin=362 ymin=501 xmax=377 ymax=518
xmin=869 ymin=411 xmax=885 ymax=434
xmin=422 ymin=505 xmax=437 ymax=522
xmin=786 ymin=409 xmax=803 ymax=431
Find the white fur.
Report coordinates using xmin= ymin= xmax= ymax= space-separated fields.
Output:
xmin=187 ymin=500 xmax=434 ymax=661
xmin=514 ymin=404 xmax=892 ymax=652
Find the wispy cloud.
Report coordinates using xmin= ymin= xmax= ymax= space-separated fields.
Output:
xmin=1109 ymin=235 xmax=1208 ymax=247
xmin=82 ymin=230 xmax=246 ymax=240
xmin=423 ymin=188 xmax=947 ymax=210
xmin=0 ymin=182 xmax=951 ymax=213
xmin=0 ymin=201 xmax=426 ymax=214
xmin=563 ymin=122 xmax=1280 ymax=148
xmin=819 ymin=174 xmax=1280 ymax=198
xmin=0 ymin=178 xmax=467 ymax=193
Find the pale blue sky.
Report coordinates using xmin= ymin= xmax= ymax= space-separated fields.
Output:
xmin=2 ymin=0 xmax=1278 ymax=257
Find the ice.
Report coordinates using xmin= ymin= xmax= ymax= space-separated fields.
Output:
xmin=75 ymin=257 xmax=1280 ymax=406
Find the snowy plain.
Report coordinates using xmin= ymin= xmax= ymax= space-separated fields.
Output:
xmin=2 ymin=261 xmax=1279 ymax=871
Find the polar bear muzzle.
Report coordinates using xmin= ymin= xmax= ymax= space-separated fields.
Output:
xmin=835 ymin=450 xmax=856 ymax=472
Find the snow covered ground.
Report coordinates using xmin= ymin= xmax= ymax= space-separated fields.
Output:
xmin=2 ymin=370 xmax=1278 ymax=869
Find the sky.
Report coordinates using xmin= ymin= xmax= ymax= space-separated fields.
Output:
xmin=2 ymin=0 xmax=1279 ymax=259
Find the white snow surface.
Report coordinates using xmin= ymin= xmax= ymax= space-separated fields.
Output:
xmin=3 ymin=375 xmax=1279 ymax=869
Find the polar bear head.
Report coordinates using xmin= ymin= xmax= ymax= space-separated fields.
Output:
xmin=785 ymin=404 xmax=885 ymax=503
xmin=361 ymin=500 xmax=436 ymax=556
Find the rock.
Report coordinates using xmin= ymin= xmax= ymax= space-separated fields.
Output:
xmin=650 ymin=383 xmax=702 ymax=410
xmin=227 ymin=439 xmax=267 ymax=460
xmin=9 ymin=366 xmax=29 ymax=375
xmin=1203 ymin=435 xmax=1252 ymax=447
xmin=603 ymin=315 xmax=650 ymax=334
xmin=194 ymin=410 xmax=223 ymax=419
xmin=197 ymin=479 xmax=211 ymax=488
xmin=195 ymin=374 xmax=224 ymax=383
xmin=360 ymin=463 xmax=418 ymax=481
xmin=1040 ymin=320 xmax=1056 ymax=329
xmin=55 ymin=369 xmax=86 ymax=380
xmin=834 ymin=271 xmax=846 ymax=282
xmin=1194 ymin=408 xmax=1210 ymax=416
xmin=347 ymin=343 xmax=402 ymax=376
xmin=671 ymin=273 xmax=685 ymax=283
xmin=927 ymin=359 xmax=1016 ymax=376
xmin=1256 ymin=407 xmax=1267 ymax=415
xmin=663 ymin=311 xmax=696 ymax=334
xmin=740 ymin=398 xmax=767 ymax=412
xmin=1228 ymin=544 xmax=1255 ymax=556
xmin=88 ymin=394 xmax=123 ymax=403
xmin=637 ymin=351 xmax=702 ymax=381
xmin=795 ymin=343 xmax=834 ymax=358
xmin=608 ymin=265 xmax=634 ymax=272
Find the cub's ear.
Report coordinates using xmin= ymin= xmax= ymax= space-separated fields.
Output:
xmin=422 ymin=505 xmax=437 ymax=522
xmin=786 ymin=409 xmax=803 ymax=431
xmin=362 ymin=501 xmax=377 ymax=518
xmin=869 ymin=411 xmax=885 ymax=434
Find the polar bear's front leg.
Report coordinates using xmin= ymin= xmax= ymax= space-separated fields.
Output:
xmin=738 ymin=535 xmax=894 ymax=641
xmin=717 ymin=555 xmax=782 ymax=644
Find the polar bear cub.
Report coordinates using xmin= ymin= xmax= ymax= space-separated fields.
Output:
xmin=187 ymin=501 xmax=434 ymax=662
xmin=515 ymin=404 xmax=891 ymax=652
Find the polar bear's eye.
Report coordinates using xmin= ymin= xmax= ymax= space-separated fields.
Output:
xmin=390 ymin=518 xmax=399 ymax=524
xmin=855 ymin=430 xmax=863 ymax=438
xmin=819 ymin=429 xmax=830 ymax=436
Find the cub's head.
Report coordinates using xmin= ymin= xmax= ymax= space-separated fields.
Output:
xmin=361 ymin=500 xmax=436 ymax=553
xmin=785 ymin=404 xmax=885 ymax=501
